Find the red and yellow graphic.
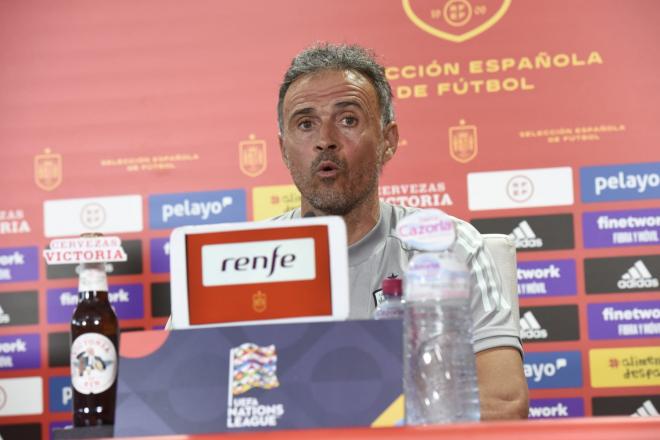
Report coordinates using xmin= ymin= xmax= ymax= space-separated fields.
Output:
xmin=449 ymin=119 xmax=478 ymax=163
xmin=590 ymin=346 xmax=660 ymax=388
xmin=34 ymin=148 xmax=62 ymax=191
xmin=239 ymin=134 xmax=267 ymax=177
xmin=252 ymin=185 xmax=301 ymax=220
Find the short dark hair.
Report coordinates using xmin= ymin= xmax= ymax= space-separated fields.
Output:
xmin=277 ymin=42 xmax=394 ymax=132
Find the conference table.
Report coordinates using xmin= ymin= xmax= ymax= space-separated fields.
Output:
xmin=99 ymin=416 xmax=659 ymax=440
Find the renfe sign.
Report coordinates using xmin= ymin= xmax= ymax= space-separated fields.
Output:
xmin=175 ymin=221 xmax=347 ymax=327
xmin=202 ymin=239 xmax=316 ymax=286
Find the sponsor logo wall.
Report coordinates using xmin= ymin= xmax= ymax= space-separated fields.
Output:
xmin=0 ymin=0 xmax=659 ymax=434
xmin=528 ymin=398 xmax=585 ymax=419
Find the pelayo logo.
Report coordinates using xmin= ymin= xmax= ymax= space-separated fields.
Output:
xmin=580 ymin=162 xmax=660 ymax=203
xmin=149 ymin=189 xmax=246 ymax=229
xmin=396 ymin=209 xmax=456 ymax=251
xmin=524 ymin=351 xmax=582 ymax=389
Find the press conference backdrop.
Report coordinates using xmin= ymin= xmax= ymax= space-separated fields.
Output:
xmin=0 ymin=1 xmax=659 ymax=438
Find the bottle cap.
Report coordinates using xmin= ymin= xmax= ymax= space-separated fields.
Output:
xmin=382 ymin=277 xmax=402 ymax=297
xmin=395 ymin=209 xmax=456 ymax=251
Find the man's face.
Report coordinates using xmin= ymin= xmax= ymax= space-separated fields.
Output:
xmin=279 ymin=69 xmax=396 ymax=215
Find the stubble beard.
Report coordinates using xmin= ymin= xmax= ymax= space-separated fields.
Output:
xmin=291 ymin=153 xmax=382 ymax=216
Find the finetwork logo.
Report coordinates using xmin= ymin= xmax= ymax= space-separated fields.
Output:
xmin=509 ymin=220 xmax=543 ymax=249
xmin=632 ymin=400 xmax=659 ymax=417
xmin=0 ymin=334 xmax=40 ymax=370
xmin=517 ymin=260 xmax=577 ymax=297
xmin=520 ymin=311 xmax=548 ymax=340
xmin=583 ymin=208 xmax=660 ymax=248
xmin=618 ymin=260 xmax=659 ymax=290
xmin=149 ymin=189 xmax=246 ymax=229
xmin=528 ymin=398 xmax=584 ymax=419
xmin=588 ymin=301 xmax=660 ymax=340
xmin=149 ymin=238 xmax=170 ymax=274
xmin=580 ymin=162 xmax=660 ymax=202
xmin=47 ymin=284 xmax=144 ymax=323
xmin=0 ymin=247 xmax=38 ymax=283
xmin=226 ymin=343 xmax=284 ymax=429
xmin=602 ymin=305 xmax=660 ymax=322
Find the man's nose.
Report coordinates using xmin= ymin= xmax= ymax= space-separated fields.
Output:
xmin=315 ymin=122 xmax=339 ymax=151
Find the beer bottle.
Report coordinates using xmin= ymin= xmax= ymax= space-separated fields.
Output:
xmin=70 ymin=260 xmax=119 ymax=426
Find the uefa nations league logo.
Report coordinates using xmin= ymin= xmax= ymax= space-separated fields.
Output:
xmin=226 ymin=343 xmax=284 ymax=429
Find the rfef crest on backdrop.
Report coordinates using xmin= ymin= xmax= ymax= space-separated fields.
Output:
xmin=402 ymin=0 xmax=512 ymax=43
xmin=34 ymin=148 xmax=62 ymax=191
xmin=239 ymin=134 xmax=267 ymax=178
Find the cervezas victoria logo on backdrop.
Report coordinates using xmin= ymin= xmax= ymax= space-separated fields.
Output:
xmin=226 ymin=343 xmax=284 ymax=428
xmin=402 ymin=0 xmax=511 ymax=43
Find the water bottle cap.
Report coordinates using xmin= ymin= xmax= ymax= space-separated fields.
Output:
xmin=395 ymin=209 xmax=456 ymax=251
xmin=382 ymin=277 xmax=402 ymax=297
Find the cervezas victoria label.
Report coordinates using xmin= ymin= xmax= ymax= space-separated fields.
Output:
xmin=70 ymin=333 xmax=117 ymax=394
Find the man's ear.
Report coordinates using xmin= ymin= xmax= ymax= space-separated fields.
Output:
xmin=382 ymin=121 xmax=399 ymax=163
xmin=278 ymin=133 xmax=289 ymax=168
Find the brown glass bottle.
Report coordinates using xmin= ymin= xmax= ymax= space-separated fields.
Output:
xmin=70 ymin=261 xmax=119 ymax=426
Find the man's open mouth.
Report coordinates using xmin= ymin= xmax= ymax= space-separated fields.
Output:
xmin=316 ymin=160 xmax=340 ymax=178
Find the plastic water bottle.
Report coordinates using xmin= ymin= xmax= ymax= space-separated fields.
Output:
xmin=403 ymin=252 xmax=480 ymax=425
xmin=373 ymin=277 xmax=404 ymax=320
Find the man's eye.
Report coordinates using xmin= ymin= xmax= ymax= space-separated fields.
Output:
xmin=342 ymin=116 xmax=358 ymax=126
xmin=298 ymin=120 xmax=313 ymax=130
